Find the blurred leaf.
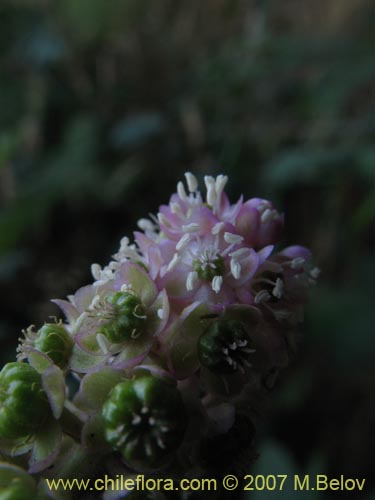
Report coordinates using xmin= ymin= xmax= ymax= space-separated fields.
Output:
xmin=14 ymin=25 xmax=65 ymax=67
xmin=307 ymin=286 xmax=374 ymax=366
xmin=245 ymin=440 xmax=322 ymax=499
xmin=110 ymin=112 xmax=165 ymax=150
xmin=261 ymin=147 xmax=374 ymax=187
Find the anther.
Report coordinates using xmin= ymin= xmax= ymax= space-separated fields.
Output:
xmin=185 ymin=172 xmax=198 ymax=193
xmin=182 ymin=222 xmax=200 ymax=233
xmin=230 ymin=259 xmax=241 ymax=279
xmin=132 ymin=415 xmax=141 ymax=425
xmin=177 ymin=181 xmax=188 ymax=202
xmin=176 ymin=234 xmax=190 ymax=251
xmin=212 ymin=275 xmax=223 ymax=293
xmin=167 ymin=253 xmax=180 ymax=272
xmin=224 ymin=232 xmax=244 ymax=245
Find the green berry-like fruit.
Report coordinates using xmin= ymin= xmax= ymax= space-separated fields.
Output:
xmin=98 ymin=292 xmax=147 ymax=343
xmin=0 ymin=483 xmax=32 ymax=500
xmin=198 ymin=320 xmax=255 ymax=374
xmin=102 ymin=376 xmax=187 ymax=470
xmin=0 ymin=363 xmax=50 ymax=440
xmin=34 ymin=323 xmax=73 ymax=369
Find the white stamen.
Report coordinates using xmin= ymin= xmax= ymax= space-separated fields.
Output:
xmin=167 ymin=253 xmax=180 ymax=272
xmin=207 ymin=185 xmax=217 ymax=206
xmin=290 ymin=257 xmax=305 ymax=269
xmin=241 ymin=348 xmax=256 ymax=354
xmin=132 ymin=414 xmax=141 ymax=425
xmin=237 ymin=339 xmax=247 ymax=347
xmin=176 ymin=233 xmax=190 ymax=250
xmin=258 ymin=201 xmax=270 ymax=212
xmin=156 ymin=435 xmax=166 ymax=449
xmin=130 ymin=329 xmax=141 ymax=339
xmin=89 ymin=295 xmax=101 ymax=310
xmin=91 ymin=263 xmax=101 ymax=280
xmin=212 ymin=275 xmax=223 ymax=293
xmin=222 ymin=347 xmax=228 ymax=355
xmin=229 ymin=342 xmax=237 ymax=350
xmin=215 ymin=174 xmax=228 ymax=198
xmin=229 ymin=248 xmax=250 ymax=260
xmin=116 ymin=424 xmax=125 ymax=434
xmin=185 ymin=172 xmax=198 ymax=192
xmin=133 ymin=305 xmax=147 ymax=319
xmin=177 ymin=181 xmax=188 ymax=201
xmin=159 ymin=213 xmax=173 ymax=228
xmin=96 ymin=334 xmax=109 ymax=354
xmin=137 ymin=218 xmax=154 ymax=232
xmin=141 ymin=406 xmax=149 ymax=414
xmin=230 ymin=259 xmax=241 ymax=279
xmin=224 ymin=232 xmax=244 ymax=245
xmin=204 ymin=176 xmax=216 ymax=205
xmin=182 ymin=222 xmax=200 ymax=233
xmin=171 ymin=202 xmax=184 ymax=217
xmin=272 ymin=278 xmax=284 ymax=299
xmin=186 ymin=271 xmax=198 ymax=291
xmin=261 ymin=208 xmax=274 ymax=223
xmin=148 ymin=417 xmax=156 ymax=426
xmin=254 ymin=290 xmax=271 ymax=304
xmin=157 ymin=308 xmax=165 ymax=319
xmin=117 ymin=434 xmax=128 ymax=447
xmin=310 ymin=267 xmax=321 ymax=279
xmin=121 ymin=284 xmax=133 ymax=293
xmin=212 ymin=222 xmax=225 ymax=235
xmin=273 ymin=309 xmax=291 ymax=320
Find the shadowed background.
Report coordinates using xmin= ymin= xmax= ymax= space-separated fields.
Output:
xmin=0 ymin=0 xmax=374 ymax=498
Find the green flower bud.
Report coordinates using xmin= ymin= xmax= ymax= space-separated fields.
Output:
xmin=198 ymin=320 xmax=255 ymax=374
xmin=34 ymin=323 xmax=73 ymax=369
xmin=0 ymin=363 xmax=50 ymax=440
xmin=102 ymin=376 xmax=187 ymax=469
xmin=98 ymin=292 xmax=147 ymax=343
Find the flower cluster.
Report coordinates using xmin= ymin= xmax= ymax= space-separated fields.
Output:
xmin=0 ymin=173 xmax=318 ymax=499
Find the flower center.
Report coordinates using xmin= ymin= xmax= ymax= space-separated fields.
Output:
xmin=97 ymin=292 xmax=147 ymax=343
xmin=193 ymin=251 xmax=225 ymax=282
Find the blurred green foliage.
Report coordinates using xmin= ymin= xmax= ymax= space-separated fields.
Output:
xmin=0 ymin=0 xmax=373 ymax=498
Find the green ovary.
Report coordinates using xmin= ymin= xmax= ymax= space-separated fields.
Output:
xmin=0 ymin=363 xmax=50 ymax=440
xmin=98 ymin=292 xmax=147 ymax=343
xmin=198 ymin=320 xmax=255 ymax=373
xmin=102 ymin=376 xmax=187 ymax=469
xmin=193 ymin=255 xmax=224 ymax=282
xmin=34 ymin=323 xmax=73 ymax=369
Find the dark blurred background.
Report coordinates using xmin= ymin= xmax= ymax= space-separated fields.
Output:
xmin=0 ymin=0 xmax=374 ymax=498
